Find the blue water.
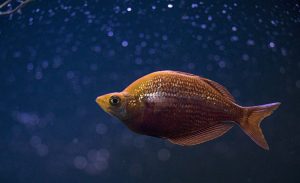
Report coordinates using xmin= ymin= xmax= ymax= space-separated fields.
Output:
xmin=0 ymin=0 xmax=299 ymax=182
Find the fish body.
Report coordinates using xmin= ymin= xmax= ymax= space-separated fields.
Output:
xmin=96 ymin=70 xmax=280 ymax=150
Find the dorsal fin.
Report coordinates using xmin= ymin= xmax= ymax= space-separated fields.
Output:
xmin=202 ymin=79 xmax=236 ymax=102
xmin=169 ymin=70 xmax=201 ymax=77
xmin=169 ymin=70 xmax=235 ymax=102
xmin=167 ymin=123 xmax=233 ymax=146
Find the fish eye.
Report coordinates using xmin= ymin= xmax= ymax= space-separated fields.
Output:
xmin=109 ymin=96 xmax=121 ymax=106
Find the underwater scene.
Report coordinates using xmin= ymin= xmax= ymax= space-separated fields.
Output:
xmin=0 ymin=0 xmax=299 ymax=183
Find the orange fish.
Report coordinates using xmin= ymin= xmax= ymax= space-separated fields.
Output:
xmin=96 ymin=71 xmax=280 ymax=150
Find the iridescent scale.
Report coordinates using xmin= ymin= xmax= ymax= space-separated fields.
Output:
xmin=123 ymin=71 xmax=243 ymax=138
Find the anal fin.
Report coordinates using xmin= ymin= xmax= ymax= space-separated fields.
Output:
xmin=168 ymin=123 xmax=234 ymax=146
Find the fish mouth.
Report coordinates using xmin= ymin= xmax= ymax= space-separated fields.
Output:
xmin=95 ymin=96 xmax=102 ymax=105
xmin=95 ymin=96 xmax=106 ymax=110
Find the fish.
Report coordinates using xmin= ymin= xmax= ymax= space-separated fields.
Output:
xmin=96 ymin=70 xmax=280 ymax=150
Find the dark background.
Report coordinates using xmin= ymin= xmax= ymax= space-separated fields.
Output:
xmin=0 ymin=0 xmax=299 ymax=182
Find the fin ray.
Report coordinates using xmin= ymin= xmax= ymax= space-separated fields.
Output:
xmin=169 ymin=70 xmax=235 ymax=102
xmin=202 ymin=79 xmax=236 ymax=102
xmin=239 ymin=102 xmax=281 ymax=150
xmin=168 ymin=123 xmax=233 ymax=146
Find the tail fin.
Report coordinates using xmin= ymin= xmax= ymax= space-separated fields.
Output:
xmin=239 ymin=102 xmax=281 ymax=150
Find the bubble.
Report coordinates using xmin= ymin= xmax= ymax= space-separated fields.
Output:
xmin=191 ymin=3 xmax=198 ymax=8
xmin=107 ymin=31 xmax=114 ymax=37
xmin=84 ymin=149 xmax=110 ymax=174
xmin=246 ymin=39 xmax=255 ymax=46
xmin=27 ymin=63 xmax=34 ymax=71
xmin=269 ymin=42 xmax=275 ymax=48
xmin=162 ymin=35 xmax=168 ymax=41
xmin=135 ymin=58 xmax=143 ymax=65
xmin=242 ymin=54 xmax=249 ymax=61
xmin=14 ymin=112 xmax=39 ymax=126
xmin=13 ymin=51 xmax=21 ymax=58
xmin=218 ymin=61 xmax=226 ymax=68
xmin=230 ymin=36 xmax=239 ymax=42
xmin=35 ymin=71 xmax=43 ymax=80
xmin=30 ymin=136 xmax=41 ymax=147
xmin=148 ymin=48 xmax=156 ymax=55
xmin=90 ymin=63 xmax=98 ymax=71
xmin=141 ymin=41 xmax=147 ymax=47
xmin=92 ymin=46 xmax=101 ymax=53
xmin=73 ymin=138 xmax=79 ymax=143
xmin=67 ymin=71 xmax=75 ymax=79
xmin=97 ymin=149 xmax=110 ymax=160
xmin=197 ymin=35 xmax=203 ymax=40
xmin=42 ymin=61 xmax=49 ymax=69
xmin=74 ymin=156 xmax=87 ymax=169
xmin=96 ymin=123 xmax=107 ymax=135
xmin=121 ymin=41 xmax=128 ymax=47
xmin=158 ymin=148 xmax=170 ymax=161
xmin=87 ymin=149 xmax=98 ymax=161
xmin=53 ymin=56 xmax=62 ymax=68
xmin=167 ymin=4 xmax=173 ymax=8
xmin=152 ymin=5 xmax=156 ymax=10
xmin=270 ymin=20 xmax=277 ymax=26
xmin=208 ymin=15 xmax=213 ymax=21
xmin=231 ymin=26 xmax=237 ymax=31
xmin=93 ymin=159 xmax=108 ymax=171
xmin=281 ymin=48 xmax=287 ymax=56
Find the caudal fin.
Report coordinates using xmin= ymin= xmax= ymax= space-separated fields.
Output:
xmin=240 ymin=102 xmax=281 ymax=150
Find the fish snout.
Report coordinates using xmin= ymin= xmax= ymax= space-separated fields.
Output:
xmin=96 ymin=96 xmax=106 ymax=108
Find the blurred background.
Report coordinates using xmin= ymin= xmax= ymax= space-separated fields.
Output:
xmin=0 ymin=0 xmax=299 ymax=182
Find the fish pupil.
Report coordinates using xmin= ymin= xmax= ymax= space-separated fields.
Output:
xmin=109 ymin=96 xmax=120 ymax=106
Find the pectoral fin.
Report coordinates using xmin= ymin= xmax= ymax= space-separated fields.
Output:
xmin=167 ymin=123 xmax=234 ymax=146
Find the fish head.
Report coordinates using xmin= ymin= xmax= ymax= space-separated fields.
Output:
xmin=96 ymin=92 xmax=132 ymax=120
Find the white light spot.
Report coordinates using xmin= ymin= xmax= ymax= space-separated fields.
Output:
xmin=191 ymin=3 xmax=198 ymax=8
xmin=269 ymin=42 xmax=275 ymax=48
xmin=127 ymin=7 xmax=132 ymax=12
xmin=107 ymin=31 xmax=114 ymax=37
xmin=230 ymin=36 xmax=239 ymax=42
xmin=201 ymin=24 xmax=207 ymax=29
xmin=231 ymin=26 xmax=237 ymax=31
xmin=167 ymin=4 xmax=173 ymax=8
xmin=208 ymin=15 xmax=212 ymax=21
xmin=121 ymin=41 xmax=128 ymax=47
xmin=27 ymin=63 xmax=34 ymax=71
